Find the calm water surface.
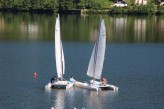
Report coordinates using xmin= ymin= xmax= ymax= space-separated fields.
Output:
xmin=0 ymin=13 xmax=164 ymax=109
xmin=0 ymin=42 xmax=164 ymax=109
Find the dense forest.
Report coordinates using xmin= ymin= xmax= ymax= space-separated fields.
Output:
xmin=0 ymin=0 xmax=164 ymax=14
xmin=0 ymin=0 xmax=59 ymax=12
xmin=0 ymin=0 xmax=113 ymax=11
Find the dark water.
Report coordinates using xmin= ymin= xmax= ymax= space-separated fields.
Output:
xmin=0 ymin=13 xmax=164 ymax=109
xmin=0 ymin=42 xmax=164 ymax=109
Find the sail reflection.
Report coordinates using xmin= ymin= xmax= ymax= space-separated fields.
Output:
xmin=85 ymin=90 xmax=118 ymax=109
xmin=87 ymin=91 xmax=103 ymax=109
xmin=0 ymin=17 xmax=4 ymax=32
xmin=158 ymin=19 xmax=164 ymax=41
xmin=110 ymin=17 xmax=127 ymax=42
xmin=20 ymin=23 xmax=39 ymax=40
xmin=134 ymin=18 xmax=146 ymax=42
xmin=52 ymin=90 xmax=65 ymax=109
xmin=51 ymin=89 xmax=75 ymax=109
xmin=46 ymin=87 xmax=118 ymax=109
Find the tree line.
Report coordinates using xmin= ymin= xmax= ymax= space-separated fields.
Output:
xmin=0 ymin=0 xmax=164 ymax=14
xmin=0 ymin=0 xmax=58 ymax=12
xmin=0 ymin=0 xmax=113 ymax=12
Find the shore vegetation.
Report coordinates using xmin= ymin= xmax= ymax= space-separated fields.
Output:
xmin=0 ymin=0 xmax=164 ymax=14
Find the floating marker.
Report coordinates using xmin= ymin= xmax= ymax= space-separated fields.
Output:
xmin=33 ymin=72 xmax=37 ymax=78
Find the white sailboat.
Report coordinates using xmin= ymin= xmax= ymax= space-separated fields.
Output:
xmin=74 ymin=18 xmax=118 ymax=91
xmin=45 ymin=15 xmax=73 ymax=90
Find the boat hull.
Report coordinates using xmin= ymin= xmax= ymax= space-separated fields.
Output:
xmin=98 ymin=84 xmax=118 ymax=91
xmin=51 ymin=84 xmax=67 ymax=89
xmin=45 ymin=81 xmax=73 ymax=90
xmin=74 ymin=81 xmax=99 ymax=91
xmin=74 ymin=80 xmax=118 ymax=91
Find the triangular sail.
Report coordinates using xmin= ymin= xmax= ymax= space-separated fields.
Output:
xmin=87 ymin=18 xmax=106 ymax=79
xmin=55 ymin=15 xmax=65 ymax=78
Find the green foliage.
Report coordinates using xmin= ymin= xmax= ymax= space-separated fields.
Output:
xmin=87 ymin=0 xmax=109 ymax=9
xmin=87 ymin=0 xmax=101 ymax=9
xmin=125 ymin=0 xmax=135 ymax=6
xmin=59 ymin=0 xmax=74 ymax=10
xmin=130 ymin=3 xmax=157 ymax=15
xmin=30 ymin=0 xmax=42 ymax=10
xmin=1 ymin=0 xmax=13 ymax=8
xmin=13 ymin=0 xmax=23 ymax=10
xmin=0 ymin=0 xmax=163 ymax=15
xmin=110 ymin=6 xmax=123 ymax=14
xmin=109 ymin=6 xmax=129 ymax=14
xmin=22 ymin=0 xmax=31 ymax=11
xmin=31 ymin=0 xmax=58 ymax=10
xmin=156 ymin=6 xmax=164 ymax=14
xmin=0 ymin=0 xmax=58 ymax=12
xmin=77 ymin=0 xmax=87 ymax=9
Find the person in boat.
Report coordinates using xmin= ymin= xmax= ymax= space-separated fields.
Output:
xmin=69 ymin=76 xmax=75 ymax=83
xmin=101 ymin=77 xmax=107 ymax=85
xmin=51 ymin=76 xmax=57 ymax=83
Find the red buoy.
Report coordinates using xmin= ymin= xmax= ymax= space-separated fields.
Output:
xmin=33 ymin=72 xmax=37 ymax=78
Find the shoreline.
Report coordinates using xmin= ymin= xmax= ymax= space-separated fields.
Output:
xmin=0 ymin=7 xmax=164 ymax=15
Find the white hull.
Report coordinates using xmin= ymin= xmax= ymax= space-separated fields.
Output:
xmin=98 ymin=84 xmax=118 ymax=91
xmin=74 ymin=80 xmax=118 ymax=92
xmin=45 ymin=80 xmax=73 ymax=90
xmin=74 ymin=81 xmax=99 ymax=91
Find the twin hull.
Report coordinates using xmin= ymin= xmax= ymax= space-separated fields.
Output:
xmin=74 ymin=81 xmax=118 ymax=91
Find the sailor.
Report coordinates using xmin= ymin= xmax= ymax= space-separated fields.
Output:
xmin=101 ymin=77 xmax=107 ymax=85
xmin=69 ymin=76 xmax=75 ymax=83
xmin=51 ymin=76 xmax=57 ymax=83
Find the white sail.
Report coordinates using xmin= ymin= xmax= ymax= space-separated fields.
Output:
xmin=55 ymin=15 xmax=65 ymax=78
xmin=61 ymin=43 xmax=65 ymax=75
xmin=87 ymin=18 xmax=106 ymax=79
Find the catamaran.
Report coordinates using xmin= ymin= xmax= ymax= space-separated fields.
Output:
xmin=74 ymin=18 xmax=118 ymax=91
xmin=45 ymin=15 xmax=73 ymax=90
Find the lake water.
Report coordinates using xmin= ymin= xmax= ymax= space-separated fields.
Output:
xmin=0 ymin=13 xmax=164 ymax=109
